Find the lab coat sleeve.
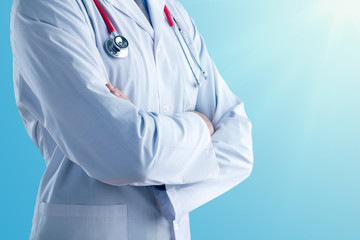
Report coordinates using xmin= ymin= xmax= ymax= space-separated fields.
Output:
xmin=10 ymin=0 xmax=219 ymax=186
xmin=154 ymin=5 xmax=254 ymax=220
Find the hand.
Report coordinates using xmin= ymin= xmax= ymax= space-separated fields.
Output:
xmin=105 ymin=82 xmax=131 ymax=102
xmin=190 ymin=110 xmax=214 ymax=136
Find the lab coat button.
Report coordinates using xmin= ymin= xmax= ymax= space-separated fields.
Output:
xmin=173 ymin=222 xmax=179 ymax=231
xmin=163 ymin=104 xmax=170 ymax=112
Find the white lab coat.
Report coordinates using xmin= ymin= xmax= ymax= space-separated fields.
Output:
xmin=10 ymin=0 xmax=253 ymax=239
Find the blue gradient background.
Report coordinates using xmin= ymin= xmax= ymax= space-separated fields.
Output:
xmin=1 ymin=0 xmax=359 ymax=239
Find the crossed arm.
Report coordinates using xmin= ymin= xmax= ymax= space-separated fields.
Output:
xmin=105 ymin=81 xmax=215 ymax=136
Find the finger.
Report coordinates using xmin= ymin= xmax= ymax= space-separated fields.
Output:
xmin=108 ymin=84 xmax=122 ymax=94
xmin=110 ymin=88 xmax=122 ymax=96
xmin=105 ymin=82 xmax=115 ymax=91
xmin=106 ymin=84 xmax=131 ymax=101
xmin=111 ymin=90 xmax=122 ymax=97
xmin=106 ymin=85 xmax=112 ymax=92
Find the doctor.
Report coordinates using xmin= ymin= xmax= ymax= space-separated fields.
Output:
xmin=10 ymin=0 xmax=253 ymax=239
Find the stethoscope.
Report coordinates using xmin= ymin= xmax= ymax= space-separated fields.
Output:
xmin=92 ymin=0 xmax=207 ymax=87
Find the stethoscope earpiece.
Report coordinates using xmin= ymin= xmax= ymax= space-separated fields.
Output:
xmin=105 ymin=35 xmax=129 ymax=58
xmin=202 ymin=71 xmax=208 ymax=80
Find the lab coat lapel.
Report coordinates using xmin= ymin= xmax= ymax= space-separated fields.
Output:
xmin=104 ymin=0 xmax=154 ymax=40
xmin=147 ymin=0 xmax=166 ymax=47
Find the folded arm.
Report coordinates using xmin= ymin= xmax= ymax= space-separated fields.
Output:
xmin=11 ymin=0 xmax=219 ymax=187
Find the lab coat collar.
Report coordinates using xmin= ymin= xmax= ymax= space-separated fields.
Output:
xmin=147 ymin=0 xmax=166 ymax=45
xmin=104 ymin=0 xmax=166 ymax=45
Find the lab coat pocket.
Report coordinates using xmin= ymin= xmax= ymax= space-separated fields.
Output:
xmin=182 ymin=43 xmax=200 ymax=111
xmin=36 ymin=202 xmax=128 ymax=240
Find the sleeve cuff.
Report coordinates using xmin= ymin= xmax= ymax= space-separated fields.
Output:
xmin=174 ymin=111 xmax=213 ymax=148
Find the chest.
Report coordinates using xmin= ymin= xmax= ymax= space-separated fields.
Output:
xmin=79 ymin=0 xmax=200 ymax=114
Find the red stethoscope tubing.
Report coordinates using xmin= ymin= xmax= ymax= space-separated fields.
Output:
xmin=164 ymin=5 xmax=174 ymax=27
xmin=93 ymin=0 xmax=115 ymax=34
xmin=93 ymin=0 xmax=174 ymax=34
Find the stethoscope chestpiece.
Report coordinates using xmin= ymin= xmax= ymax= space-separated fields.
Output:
xmin=105 ymin=35 xmax=129 ymax=58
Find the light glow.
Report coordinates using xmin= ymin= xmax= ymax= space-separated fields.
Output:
xmin=313 ymin=0 xmax=360 ymax=24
